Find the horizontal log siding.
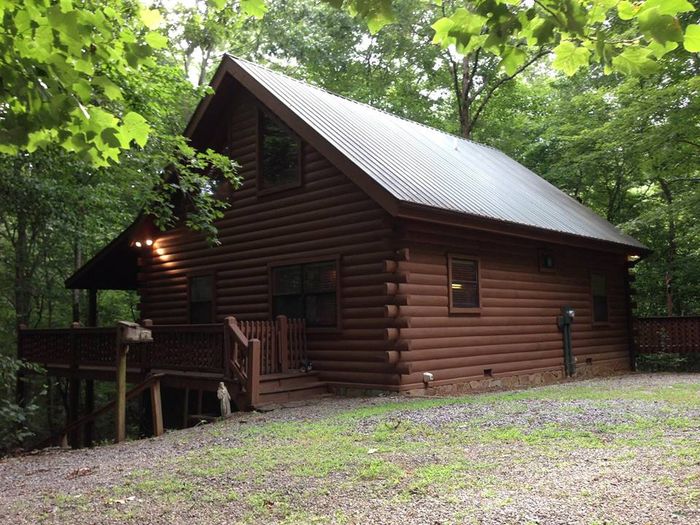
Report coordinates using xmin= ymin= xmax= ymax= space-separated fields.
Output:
xmin=395 ymin=221 xmax=631 ymax=388
xmin=138 ymin=87 xmax=400 ymax=386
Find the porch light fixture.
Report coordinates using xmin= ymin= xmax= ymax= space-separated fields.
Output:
xmin=145 ymin=239 xmax=153 ymax=246
xmin=134 ymin=241 xmax=142 ymax=248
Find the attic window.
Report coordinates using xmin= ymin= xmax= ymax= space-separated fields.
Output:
xmin=448 ymin=255 xmax=481 ymax=314
xmin=258 ymin=110 xmax=301 ymax=192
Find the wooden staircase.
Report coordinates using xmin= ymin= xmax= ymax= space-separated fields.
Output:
xmin=258 ymin=371 xmax=328 ymax=406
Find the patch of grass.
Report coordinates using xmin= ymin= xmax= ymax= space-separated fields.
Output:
xmin=356 ymin=459 xmax=404 ymax=483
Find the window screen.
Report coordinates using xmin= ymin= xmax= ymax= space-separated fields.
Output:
xmin=272 ymin=261 xmax=337 ymax=327
xmin=591 ymin=273 xmax=608 ymax=323
xmin=450 ymin=257 xmax=479 ymax=309
xmin=189 ymin=275 xmax=214 ymax=324
xmin=260 ymin=112 xmax=299 ymax=189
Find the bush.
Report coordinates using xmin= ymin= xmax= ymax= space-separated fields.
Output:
xmin=0 ymin=355 xmax=44 ymax=454
xmin=636 ymin=352 xmax=700 ymax=373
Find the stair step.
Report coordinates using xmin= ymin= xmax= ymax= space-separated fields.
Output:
xmin=257 ymin=383 xmax=329 ymax=406
xmin=260 ymin=374 xmax=324 ymax=393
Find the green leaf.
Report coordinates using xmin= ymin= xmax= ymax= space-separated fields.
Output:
xmin=94 ymin=76 xmax=122 ymax=100
xmin=649 ymin=40 xmax=679 ymax=58
xmin=500 ymin=47 xmax=527 ymax=76
xmin=139 ymin=8 xmax=162 ymax=30
xmin=241 ymin=0 xmax=267 ymax=18
xmin=431 ymin=17 xmax=455 ymax=47
xmin=684 ymin=24 xmax=700 ymax=53
xmin=611 ymin=47 xmax=658 ymax=75
xmin=207 ymin=0 xmax=226 ymax=9
xmin=638 ymin=8 xmax=683 ymax=44
xmin=145 ymin=31 xmax=168 ymax=49
xmin=552 ymin=41 xmax=590 ymax=76
xmin=640 ymin=0 xmax=694 ymax=17
xmin=120 ymin=111 xmax=150 ymax=148
xmin=617 ymin=1 xmax=637 ymax=20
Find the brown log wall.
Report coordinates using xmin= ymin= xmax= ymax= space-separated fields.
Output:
xmin=392 ymin=221 xmax=632 ymax=389
xmin=138 ymin=84 xmax=402 ymax=387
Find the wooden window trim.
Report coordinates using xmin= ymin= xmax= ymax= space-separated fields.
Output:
xmin=590 ymin=270 xmax=611 ymax=327
xmin=256 ymin=107 xmax=303 ymax=196
xmin=267 ymin=254 xmax=341 ymax=333
xmin=448 ymin=254 xmax=482 ymax=315
xmin=187 ymin=272 xmax=217 ymax=324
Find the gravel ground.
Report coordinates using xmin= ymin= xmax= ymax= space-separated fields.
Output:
xmin=1 ymin=373 xmax=699 ymax=525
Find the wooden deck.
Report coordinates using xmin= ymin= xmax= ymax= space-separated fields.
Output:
xmin=18 ymin=316 xmax=326 ymax=410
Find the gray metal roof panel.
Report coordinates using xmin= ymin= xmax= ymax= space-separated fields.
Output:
xmin=230 ymin=56 xmax=646 ymax=250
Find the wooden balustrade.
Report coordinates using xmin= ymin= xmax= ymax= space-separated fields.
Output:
xmin=635 ymin=316 xmax=700 ymax=355
xmin=18 ymin=316 xmax=308 ymax=411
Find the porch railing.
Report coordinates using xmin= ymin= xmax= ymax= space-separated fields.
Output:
xmin=18 ymin=315 xmax=307 ymax=409
xmin=635 ymin=316 xmax=700 ymax=355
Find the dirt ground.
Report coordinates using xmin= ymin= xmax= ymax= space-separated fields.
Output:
xmin=1 ymin=373 xmax=698 ymax=525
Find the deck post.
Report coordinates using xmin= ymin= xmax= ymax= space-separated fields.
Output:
xmin=88 ymin=288 xmax=98 ymax=327
xmin=276 ymin=315 xmax=289 ymax=373
xmin=150 ymin=379 xmax=164 ymax=437
xmin=115 ymin=325 xmax=129 ymax=443
xmin=83 ymin=380 xmax=95 ymax=447
xmin=68 ymin=322 xmax=82 ymax=448
xmin=16 ymin=324 xmax=26 ymax=408
xmin=247 ymin=339 xmax=261 ymax=408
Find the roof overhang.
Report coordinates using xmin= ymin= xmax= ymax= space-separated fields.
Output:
xmin=65 ymin=216 xmax=157 ymax=290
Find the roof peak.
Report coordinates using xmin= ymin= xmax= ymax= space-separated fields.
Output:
xmin=225 ymin=54 xmax=499 ymax=153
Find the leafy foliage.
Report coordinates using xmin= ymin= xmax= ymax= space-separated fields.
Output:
xmin=336 ymin=0 xmax=698 ymax=78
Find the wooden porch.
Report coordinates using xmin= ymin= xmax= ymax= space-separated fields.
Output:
xmin=18 ymin=316 xmax=327 ymax=426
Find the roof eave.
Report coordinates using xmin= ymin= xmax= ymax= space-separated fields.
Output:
xmin=396 ymin=201 xmax=651 ymax=256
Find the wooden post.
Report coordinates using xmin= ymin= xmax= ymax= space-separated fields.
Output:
xmin=115 ymin=325 xmax=128 ymax=444
xmin=83 ymin=380 xmax=95 ymax=447
xmin=68 ymin=378 xmax=81 ymax=448
xmin=16 ymin=324 xmax=26 ymax=407
xmin=276 ymin=315 xmax=289 ymax=373
xmin=88 ymin=288 xmax=98 ymax=327
xmin=247 ymin=339 xmax=261 ymax=408
xmin=150 ymin=379 xmax=163 ymax=437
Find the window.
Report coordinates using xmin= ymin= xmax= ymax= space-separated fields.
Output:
xmin=271 ymin=260 xmax=337 ymax=327
xmin=591 ymin=273 xmax=608 ymax=323
xmin=189 ymin=275 xmax=214 ymax=324
xmin=258 ymin=110 xmax=300 ymax=191
xmin=449 ymin=255 xmax=480 ymax=313
xmin=538 ymin=249 xmax=555 ymax=272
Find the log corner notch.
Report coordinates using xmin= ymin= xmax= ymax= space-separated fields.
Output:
xmin=223 ymin=316 xmax=261 ymax=410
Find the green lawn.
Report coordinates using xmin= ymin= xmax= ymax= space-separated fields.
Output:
xmin=4 ymin=374 xmax=700 ymax=524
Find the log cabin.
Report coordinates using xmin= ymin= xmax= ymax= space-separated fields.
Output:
xmin=19 ymin=56 xmax=648 ymax=438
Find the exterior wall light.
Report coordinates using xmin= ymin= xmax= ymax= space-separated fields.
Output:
xmin=134 ymin=241 xmax=143 ymax=248
xmin=145 ymin=239 xmax=153 ymax=246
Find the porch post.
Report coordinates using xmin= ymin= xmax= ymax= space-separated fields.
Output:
xmin=88 ymin=288 xmax=98 ymax=327
xmin=276 ymin=315 xmax=289 ymax=373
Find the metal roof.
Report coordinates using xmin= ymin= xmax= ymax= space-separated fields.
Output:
xmin=229 ymin=56 xmax=646 ymax=251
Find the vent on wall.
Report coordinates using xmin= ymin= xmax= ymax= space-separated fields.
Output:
xmin=586 ymin=358 xmax=593 ymax=365
xmin=483 ymin=369 xmax=493 ymax=378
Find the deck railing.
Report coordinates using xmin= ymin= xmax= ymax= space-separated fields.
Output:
xmin=17 ymin=315 xmax=307 ymax=382
xmin=635 ymin=316 xmax=700 ymax=355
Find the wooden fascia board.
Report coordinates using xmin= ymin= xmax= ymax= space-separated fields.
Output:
xmin=397 ymin=201 xmax=651 ymax=257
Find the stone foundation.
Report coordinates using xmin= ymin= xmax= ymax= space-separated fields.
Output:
xmin=404 ymin=358 xmax=632 ymax=397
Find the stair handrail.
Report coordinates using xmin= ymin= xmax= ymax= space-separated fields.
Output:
xmin=224 ymin=316 xmax=261 ymax=409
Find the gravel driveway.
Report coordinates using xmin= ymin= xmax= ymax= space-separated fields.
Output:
xmin=1 ymin=373 xmax=698 ymax=525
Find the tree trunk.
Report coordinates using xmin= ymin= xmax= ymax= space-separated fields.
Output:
xmin=658 ymin=179 xmax=677 ymax=316
xmin=14 ymin=212 xmax=31 ymax=327
xmin=72 ymin=240 xmax=82 ymax=324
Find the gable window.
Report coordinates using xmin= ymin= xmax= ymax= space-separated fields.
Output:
xmin=591 ymin=273 xmax=608 ymax=323
xmin=189 ymin=275 xmax=214 ymax=324
xmin=448 ymin=255 xmax=480 ymax=313
xmin=271 ymin=260 xmax=337 ymax=327
xmin=258 ymin=110 xmax=300 ymax=192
